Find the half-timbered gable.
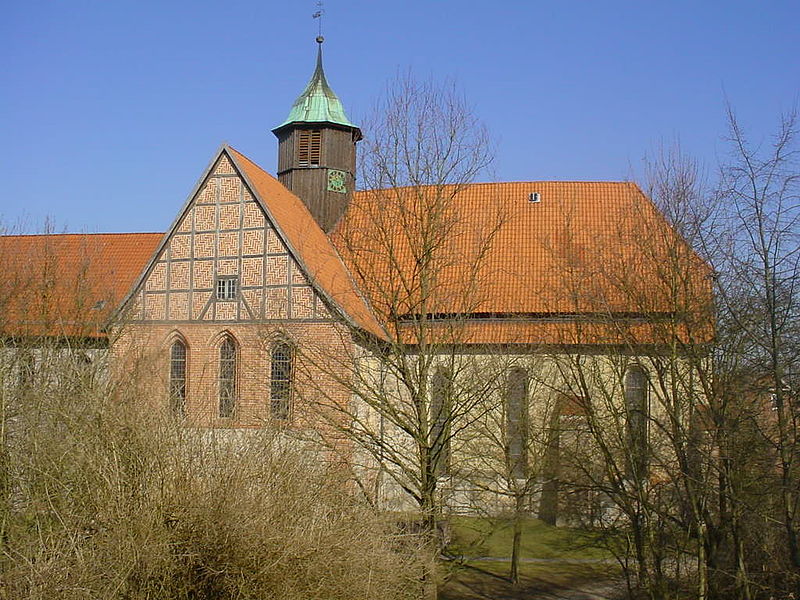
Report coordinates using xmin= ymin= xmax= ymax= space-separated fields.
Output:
xmin=124 ymin=149 xmax=336 ymax=326
xmin=113 ymin=146 xmax=379 ymax=429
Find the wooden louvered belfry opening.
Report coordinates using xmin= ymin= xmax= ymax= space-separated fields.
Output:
xmin=297 ymin=129 xmax=322 ymax=167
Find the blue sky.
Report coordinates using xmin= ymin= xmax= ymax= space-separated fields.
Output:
xmin=1 ymin=1 xmax=798 ymax=233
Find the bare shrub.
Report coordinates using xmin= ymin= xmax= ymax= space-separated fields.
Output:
xmin=0 ymin=342 xmax=423 ymax=600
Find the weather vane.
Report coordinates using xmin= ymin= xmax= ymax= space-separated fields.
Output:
xmin=312 ymin=1 xmax=325 ymax=42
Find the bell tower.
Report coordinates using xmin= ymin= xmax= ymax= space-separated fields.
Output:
xmin=272 ymin=36 xmax=362 ymax=233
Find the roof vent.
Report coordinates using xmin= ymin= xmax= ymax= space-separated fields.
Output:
xmin=528 ymin=192 xmax=541 ymax=203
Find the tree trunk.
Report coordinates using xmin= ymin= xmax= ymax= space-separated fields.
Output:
xmin=510 ymin=493 xmax=524 ymax=585
xmin=698 ymin=521 xmax=708 ymax=600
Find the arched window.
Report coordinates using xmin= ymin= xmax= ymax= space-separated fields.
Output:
xmin=169 ymin=339 xmax=187 ymax=417
xmin=219 ymin=336 xmax=237 ymax=418
xmin=624 ymin=366 xmax=649 ymax=477
xmin=506 ymin=368 xmax=529 ymax=478
xmin=270 ymin=342 xmax=293 ymax=420
xmin=430 ymin=368 xmax=452 ymax=477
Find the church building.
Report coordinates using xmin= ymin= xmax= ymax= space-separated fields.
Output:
xmin=1 ymin=38 xmax=710 ymax=517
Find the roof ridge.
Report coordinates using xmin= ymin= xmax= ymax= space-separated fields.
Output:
xmin=355 ymin=180 xmax=639 ymax=193
xmin=1 ymin=232 xmax=163 ymax=239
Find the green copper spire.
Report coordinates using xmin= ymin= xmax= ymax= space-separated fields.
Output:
xmin=276 ymin=37 xmax=357 ymax=130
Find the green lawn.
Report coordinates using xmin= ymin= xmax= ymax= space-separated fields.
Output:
xmin=447 ymin=516 xmax=612 ymax=560
xmin=441 ymin=518 xmax=621 ymax=599
xmin=380 ymin=515 xmax=621 ymax=599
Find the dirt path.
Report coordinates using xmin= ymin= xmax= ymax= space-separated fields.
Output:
xmin=468 ymin=556 xmax=617 ymax=564
xmin=515 ymin=581 xmax=621 ymax=599
xmin=444 ymin=577 xmax=621 ymax=600
xmin=441 ymin=561 xmax=623 ymax=600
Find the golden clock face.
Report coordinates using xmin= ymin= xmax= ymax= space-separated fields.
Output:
xmin=327 ymin=169 xmax=347 ymax=194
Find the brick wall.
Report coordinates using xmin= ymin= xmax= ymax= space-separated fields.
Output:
xmin=113 ymin=320 xmax=354 ymax=441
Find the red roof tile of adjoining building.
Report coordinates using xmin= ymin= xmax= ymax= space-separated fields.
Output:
xmin=0 ymin=233 xmax=162 ymax=338
xmin=227 ymin=147 xmax=386 ymax=339
xmin=334 ymin=182 xmax=712 ymax=344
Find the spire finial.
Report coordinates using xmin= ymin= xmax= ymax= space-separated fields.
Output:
xmin=312 ymin=1 xmax=325 ymax=39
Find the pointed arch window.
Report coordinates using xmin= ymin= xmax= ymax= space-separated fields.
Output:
xmin=297 ymin=129 xmax=322 ymax=167
xmin=430 ymin=368 xmax=452 ymax=477
xmin=219 ymin=336 xmax=237 ymax=418
xmin=506 ymin=368 xmax=529 ymax=478
xmin=169 ymin=339 xmax=187 ymax=417
xmin=624 ymin=366 xmax=649 ymax=477
xmin=270 ymin=342 xmax=293 ymax=420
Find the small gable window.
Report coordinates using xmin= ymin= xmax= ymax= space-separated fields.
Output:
xmin=169 ymin=339 xmax=187 ymax=417
xmin=219 ymin=336 xmax=237 ymax=418
xmin=216 ymin=276 xmax=238 ymax=301
xmin=297 ymin=130 xmax=322 ymax=167
xmin=270 ymin=342 xmax=293 ymax=420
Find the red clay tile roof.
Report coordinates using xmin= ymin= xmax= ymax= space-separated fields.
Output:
xmin=226 ymin=147 xmax=386 ymax=339
xmin=335 ymin=182 xmax=712 ymax=344
xmin=0 ymin=233 xmax=162 ymax=338
xmin=0 ymin=153 xmax=711 ymax=347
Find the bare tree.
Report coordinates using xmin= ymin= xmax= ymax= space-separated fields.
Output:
xmin=515 ymin=145 xmax=724 ymax=598
xmin=714 ymin=105 xmax=800 ymax=594
xmin=543 ymin=120 xmax=799 ymax=600
xmin=298 ymin=72 xmax=501 ymax=597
